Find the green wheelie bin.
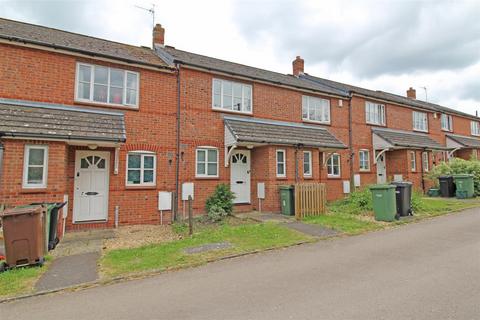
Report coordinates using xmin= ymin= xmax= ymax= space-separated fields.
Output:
xmin=370 ymin=185 xmax=397 ymax=222
xmin=453 ymin=174 xmax=475 ymax=199
xmin=279 ymin=185 xmax=295 ymax=215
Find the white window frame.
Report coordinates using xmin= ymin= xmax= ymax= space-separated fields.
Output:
xmin=422 ymin=151 xmax=429 ymax=172
xmin=212 ymin=79 xmax=252 ymax=114
xmin=302 ymin=95 xmax=331 ymax=124
xmin=441 ymin=114 xmax=453 ymax=131
xmin=195 ymin=147 xmax=219 ymax=178
xmin=126 ymin=151 xmax=156 ymax=186
xmin=303 ymin=151 xmax=312 ymax=177
xmin=365 ymin=101 xmax=385 ymax=125
xmin=413 ymin=111 xmax=428 ymax=132
xmin=276 ymin=149 xmax=286 ymax=178
xmin=75 ymin=62 xmax=140 ymax=108
xmin=410 ymin=151 xmax=416 ymax=172
xmin=471 ymin=121 xmax=480 ymax=136
xmin=23 ymin=145 xmax=48 ymax=189
xmin=359 ymin=149 xmax=370 ymax=171
xmin=327 ymin=153 xmax=341 ymax=178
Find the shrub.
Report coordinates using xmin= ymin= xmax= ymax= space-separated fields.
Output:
xmin=205 ymin=184 xmax=235 ymax=221
xmin=329 ymin=187 xmax=372 ymax=215
xmin=427 ymin=158 xmax=480 ymax=195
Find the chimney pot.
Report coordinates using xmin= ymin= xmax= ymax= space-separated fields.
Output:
xmin=292 ymin=56 xmax=304 ymax=76
xmin=152 ymin=23 xmax=165 ymax=47
xmin=407 ymin=87 xmax=416 ymax=99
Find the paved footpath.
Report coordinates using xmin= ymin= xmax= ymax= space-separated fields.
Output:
xmin=2 ymin=208 xmax=480 ymax=320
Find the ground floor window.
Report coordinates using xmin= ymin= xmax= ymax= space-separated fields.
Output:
xmin=359 ymin=149 xmax=370 ymax=171
xmin=422 ymin=152 xmax=429 ymax=172
xmin=126 ymin=152 xmax=156 ymax=186
xmin=327 ymin=153 xmax=340 ymax=177
xmin=276 ymin=149 xmax=286 ymax=177
xmin=410 ymin=151 xmax=416 ymax=171
xmin=303 ymin=151 xmax=312 ymax=177
xmin=23 ymin=145 xmax=48 ymax=188
xmin=196 ymin=148 xmax=218 ymax=177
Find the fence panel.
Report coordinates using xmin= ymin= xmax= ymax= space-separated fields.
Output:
xmin=294 ymin=183 xmax=327 ymax=219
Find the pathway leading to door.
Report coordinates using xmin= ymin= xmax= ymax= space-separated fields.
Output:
xmin=35 ymin=229 xmax=114 ymax=292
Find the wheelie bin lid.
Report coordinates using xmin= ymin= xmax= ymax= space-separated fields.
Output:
xmin=0 ymin=205 xmax=44 ymax=217
xmin=391 ymin=181 xmax=412 ymax=186
xmin=452 ymin=174 xmax=473 ymax=178
xmin=369 ymin=184 xmax=396 ymax=190
xmin=279 ymin=185 xmax=294 ymax=190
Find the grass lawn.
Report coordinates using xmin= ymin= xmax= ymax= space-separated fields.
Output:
xmin=304 ymin=195 xmax=480 ymax=235
xmin=0 ymin=258 xmax=50 ymax=299
xmin=100 ymin=220 xmax=312 ymax=278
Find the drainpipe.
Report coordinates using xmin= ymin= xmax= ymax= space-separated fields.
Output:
xmin=348 ymin=94 xmax=354 ymax=190
xmin=294 ymin=144 xmax=300 ymax=183
xmin=420 ymin=148 xmax=426 ymax=193
xmin=174 ymin=63 xmax=181 ymax=221
xmin=0 ymin=140 xmax=4 ymax=182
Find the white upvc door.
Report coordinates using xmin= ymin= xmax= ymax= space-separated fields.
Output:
xmin=73 ymin=151 xmax=110 ymax=222
xmin=230 ymin=150 xmax=251 ymax=204
xmin=376 ymin=152 xmax=387 ymax=184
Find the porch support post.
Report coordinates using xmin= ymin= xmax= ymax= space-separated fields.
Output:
xmin=225 ymin=145 xmax=237 ymax=167
xmin=447 ymin=147 xmax=460 ymax=159
xmin=114 ymin=147 xmax=120 ymax=175
xmin=374 ymin=148 xmax=388 ymax=164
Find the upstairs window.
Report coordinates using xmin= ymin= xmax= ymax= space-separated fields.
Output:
xmin=441 ymin=114 xmax=453 ymax=131
xmin=126 ymin=152 xmax=156 ymax=186
xmin=212 ymin=79 xmax=252 ymax=113
xmin=471 ymin=121 xmax=480 ymax=136
xmin=365 ymin=102 xmax=385 ymax=125
xmin=23 ymin=145 xmax=48 ymax=189
xmin=413 ymin=111 xmax=428 ymax=132
xmin=302 ymin=96 xmax=330 ymax=123
xmin=76 ymin=63 xmax=139 ymax=107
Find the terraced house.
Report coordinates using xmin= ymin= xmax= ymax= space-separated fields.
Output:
xmin=1 ymin=18 xmax=479 ymax=230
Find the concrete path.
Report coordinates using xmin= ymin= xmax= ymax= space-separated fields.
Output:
xmin=2 ymin=208 xmax=480 ymax=319
xmin=34 ymin=252 xmax=99 ymax=291
xmin=285 ymin=221 xmax=338 ymax=237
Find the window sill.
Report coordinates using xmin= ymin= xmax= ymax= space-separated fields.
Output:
xmin=302 ymin=119 xmax=331 ymax=126
xmin=21 ymin=188 xmax=48 ymax=194
xmin=413 ymin=129 xmax=429 ymax=133
xmin=211 ymin=108 xmax=253 ymax=116
xmin=441 ymin=129 xmax=452 ymax=132
xmin=125 ymin=185 xmax=157 ymax=190
xmin=366 ymin=122 xmax=386 ymax=127
xmin=74 ymin=100 xmax=139 ymax=111
xmin=303 ymin=175 xmax=313 ymax=179
xmin=195 ymin=176 xmax=220 ymax=180
xmin=359 ymin=170 xmax=371 ymax=173
xmin=276 ymin=176 xmax=287 ymax=180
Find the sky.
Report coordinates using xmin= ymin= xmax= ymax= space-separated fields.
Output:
xmin=1 ymin=0 xmax=480 ymax=114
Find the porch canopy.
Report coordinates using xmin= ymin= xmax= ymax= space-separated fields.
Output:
xmin=0 ymin=98 xmax=126 ymax=146
xmin=224 ymin=116 xmax=346 ymax=166
xmin=446 ymin=134 xmax=480 ymax=150
xmin=372 ymin=127 xmax=449 ymax=162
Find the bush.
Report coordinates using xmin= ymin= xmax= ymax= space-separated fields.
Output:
xmin=329 ymin=187 xmax=372 ymax=215
xmin=205 ymin=184 xmax=235 ymax=221
xmin=427 ymin=158 xmax=480 ymax=195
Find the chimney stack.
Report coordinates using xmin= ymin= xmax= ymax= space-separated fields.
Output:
xmin=152 ymin=23 xmax=165 ymax=47
xmin=406 ymin=87 xmax=416 ymax=99
xmin=292 ymin=56 xmax=304 ymax=76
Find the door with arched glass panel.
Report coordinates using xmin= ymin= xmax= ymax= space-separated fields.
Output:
xmin=230 ymin=150 xmax=251 ymax=203
xmin=73 ymin=151 xmax=110 ymax=222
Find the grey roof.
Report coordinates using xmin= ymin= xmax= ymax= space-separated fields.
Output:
xmin=224 ymin=116 xmax=347 ymax=149
xmin=300 ymin=73 xmax=478 ymax=120
xmin=0 ymin=18 xmax=170 ymax=69
xmin=372 ymin=128 xmax=446 ymax=150
xmin=158 ymin=46 xmax=348 ymax=97
xmin=0 ymin=99 xmax=126 ymax=142
xmin=446 ymin=134 xmax=480 ymax=148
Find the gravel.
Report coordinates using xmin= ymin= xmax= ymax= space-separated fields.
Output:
xmin=103 ymin=225 xmax=180 ymax=251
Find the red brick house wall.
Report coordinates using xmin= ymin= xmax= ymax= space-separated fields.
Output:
xmin=0 ymin=43 xmax=178 ymax=229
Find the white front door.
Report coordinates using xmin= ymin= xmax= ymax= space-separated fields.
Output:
xmin=376 ymin=152 xmax=387 ymax=184
xmin=230 ymin=150 xmax=251 ymax=204
xmin=73 ymin=151 xmax=110 ymax=222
